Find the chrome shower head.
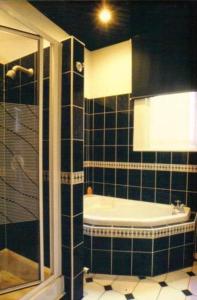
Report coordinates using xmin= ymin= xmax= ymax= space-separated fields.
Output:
xmin=6 ymin=65 xmax=34 ymax=80
xmin=6 ymin=69 xmax=16 ymax=79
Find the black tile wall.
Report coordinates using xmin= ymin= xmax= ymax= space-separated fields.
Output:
xmin=43 ymin=47 xmax=50 ymax=268
xmin=84 ymin=231 xmax=195 ymax=277
xmin=2 ymin=51 xmax=48 ymax=268
xmin=84 ymin=95 xmax=197 ymax=213
xmin=61 ymin=37 xmax=84 ymax=300
xmin=0 ymin=64 xmax=5 ymax=250
xmin=7 ymin=221 xmax=40 ymax=262
xmin=84 ymin=94 xmax=197 ymax=256
xmin=5 ymin=53 xmax=37 ymax=105
xmin=0 ymin=64 xmax=4 ymax=101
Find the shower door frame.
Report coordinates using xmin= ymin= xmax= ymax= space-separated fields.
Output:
xmin=0 ymin=25 xmax=45 ymax=294
xmin=0 ymin=3 xmax=64 ymax=296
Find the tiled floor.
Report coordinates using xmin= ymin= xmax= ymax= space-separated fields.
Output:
xmin=83 ymin=261 xmax=197 ymax=300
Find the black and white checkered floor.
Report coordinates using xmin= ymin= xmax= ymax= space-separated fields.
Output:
xmin=83 ymin=261 xmax=197 ymax=300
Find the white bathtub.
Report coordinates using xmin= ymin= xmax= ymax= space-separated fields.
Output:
xmin=84 ymin=195 xmax=191 ymax=227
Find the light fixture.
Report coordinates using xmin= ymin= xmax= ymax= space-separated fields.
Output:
xmin=98 ymin=6 xmax=112 ymax=24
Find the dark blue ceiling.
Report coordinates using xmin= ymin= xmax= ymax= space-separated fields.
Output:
xmin=30 ymin=1 xmax=197 ymax=50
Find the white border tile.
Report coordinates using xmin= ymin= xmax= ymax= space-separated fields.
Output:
xmin=84 ymin=161 xmax=197 ymax=173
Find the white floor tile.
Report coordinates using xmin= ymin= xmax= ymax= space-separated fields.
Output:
xmin=83 ymin=282 xmax=105 ymax=300
xmin=157 ymin=286 xmax=186 ymax=300
xmin=150 ymin=273 xmax=167 ymax=283
xmin=192 ymin=264 xmax=197 ymax=274
xmin=182 ymin=266 xmax=193 ymax=272
xmin=166 ymin=270 xmax=190 ymax=290
xmin=132 ymin=279 xmax=161 ymax=300
xmin=166 ymin=270 xmax=189 ymax=282
xmin=189 ymin=276 xmax=197 ymax=295
xmin=82 ymin=294 xmax=100 ymax=300
xmin=99 ymin=291 xmax=126 ymax=300
xmin=186 ymin=296 xmax=197 ymax=300
xmin=93 ymin=274 xmax=117 ymax=286
xmin=112 ymin=275 xmax=139 ymax=294
xmin=83 ymin=265 xmax=196 ymax=300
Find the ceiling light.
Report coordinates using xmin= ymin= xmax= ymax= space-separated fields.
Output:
xmin=99 ymin=7 xmax=112 ymax=24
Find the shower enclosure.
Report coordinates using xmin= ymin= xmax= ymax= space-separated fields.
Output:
xmin=0 ymin=2 xmax=64 ymax=297
xmin=0 ymin=25 xmax=44 ymax=294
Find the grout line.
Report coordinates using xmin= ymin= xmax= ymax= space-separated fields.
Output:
xmin=169 ymin=152 xmax=172 ymax=204
xmin=103 ymin=97 xmax=106 ymax=196
xmin=140 ymin=152 xmax=143 ymax=201
xmin=114 ymin=96 xmax=117 ymax=198
xmin=186 ymin=152 xmax=189 ymax=207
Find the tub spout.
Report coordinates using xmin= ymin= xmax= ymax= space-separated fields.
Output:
xmin=83 ymin=267 xmax=90 ymax=274
xmin=173 ymin=200 xmax=185 ymax=213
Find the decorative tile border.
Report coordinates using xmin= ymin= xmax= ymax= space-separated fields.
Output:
xmin=84 ymin=220 xmax=196 ymax=239
xmin=84 ymin=161 xmax=197 ymax=173
xmin=43 ymin=170 xmax=84 ymax=184
xmin=61 ymin=171 xmax=84 ymax=184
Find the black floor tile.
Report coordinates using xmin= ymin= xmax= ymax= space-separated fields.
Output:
xmin=182 ymin=289 xmax=192 ymax=296
xmin=104 ymin=285 xmax=112 ymax=291
xmin=187 ymin=271 xmax=196 ymax=276
xmin=85 ymin=277 xmax=93 ymax=283
xmin=159 ymin=281 xmax=168 ymax=287
xmin=125 ymin=293 xmax=135 ymax=299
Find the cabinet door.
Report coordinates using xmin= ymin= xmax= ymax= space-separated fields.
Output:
xmin=132 ymin=34 xmax=194 ymax=98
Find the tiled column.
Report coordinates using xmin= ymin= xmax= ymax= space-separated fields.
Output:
xmin=61 ymin=37 xmax=84 ymax=300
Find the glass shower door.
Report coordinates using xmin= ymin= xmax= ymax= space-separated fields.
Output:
xmin=0 ymin=26 xmax=43 ymax=294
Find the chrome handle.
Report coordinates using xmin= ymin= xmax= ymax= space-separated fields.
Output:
xmin=75 ymin=61 xmax=84 ymax=73
xmin=175 ymin=200 xmax=181 ymax=207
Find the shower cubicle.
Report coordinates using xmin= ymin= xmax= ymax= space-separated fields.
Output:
xmin=0 ymin=25 xmax=44 ymax=294
xmin=0 ymin=3 xmax=64 ymax=296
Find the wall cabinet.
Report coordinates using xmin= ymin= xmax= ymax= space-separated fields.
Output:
xmin=132 ymin=34 xmax=196 ymax=98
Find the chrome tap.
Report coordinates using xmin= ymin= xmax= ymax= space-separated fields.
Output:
xmin=173 ymin=200 xmax=185 ymax=213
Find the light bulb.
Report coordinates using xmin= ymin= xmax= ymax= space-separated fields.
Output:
xmin=99 ymin=7 xmax=112 ymax=23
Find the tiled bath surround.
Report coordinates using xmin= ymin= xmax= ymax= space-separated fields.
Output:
xmin=84 ymin=94 xmax=197 ymax=276
xmin=61 ymin=37 xmax=84 ymax=300
xmin=84 ymin=94 xmax=197 ymax=212
xmin=84 ymin=219 xmax=195 ymax=276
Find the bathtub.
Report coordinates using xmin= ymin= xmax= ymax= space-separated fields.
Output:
xmin=84 ymin=194 xmax=191 ymax=227
xmin=83 ymin=195 xmax=195 ymax=276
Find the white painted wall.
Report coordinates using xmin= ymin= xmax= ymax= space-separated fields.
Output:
xmin=84 ymin=40 xmax=132 ymax=99
xmin=0 ymin=0 xmax=69 ymax=64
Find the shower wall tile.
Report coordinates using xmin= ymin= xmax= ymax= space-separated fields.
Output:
xmin=62 ymin=73 xmax=71 ymax=106
xmin=3 ymin=46 xmax=50 ymax=268
xmin=84 ymin=95 xmax=197 ymax=214
xmin=1 ymin=51 xmax=44 ymax=271
xmin=6 ymin=59 xmax=21 ymax=88
xmin=7 ymin=221 xmax=39 ymax=262
xmin=21 ymin=53 xmax=36 ymax=84
xmin=0 ymin=64 xmax=3 ymax=100
xmin=43 ymin=46 xmax=50 ymax=268
xmin=5 ymin=53 xmax=37 ymax=105
xmin=0 ymin=225 xmax=5 ymax=250
xmin=61 ymin=37 xmax=84 ymax=300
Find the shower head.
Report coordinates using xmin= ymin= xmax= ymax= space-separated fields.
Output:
xmin=6 ymin=65 xmax=34 ymax=80
xmin=6 ymin=69 xmax=16 ymax=79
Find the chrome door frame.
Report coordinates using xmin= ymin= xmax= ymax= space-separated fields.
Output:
xmin=0 ymin=25 xmax=44 ymax=294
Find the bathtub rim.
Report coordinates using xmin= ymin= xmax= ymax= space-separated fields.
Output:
xmin=84 ymin=194 xmax=191 ymax=227
xmin=83 ymin=218 xmax=196 ymax=240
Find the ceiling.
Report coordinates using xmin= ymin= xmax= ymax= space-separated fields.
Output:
xmin=30 ymin=1 xmax=197 ymax=51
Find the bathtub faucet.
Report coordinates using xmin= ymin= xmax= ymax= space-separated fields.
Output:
xmin=173 ymin=200 xmax=185 ymax=213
